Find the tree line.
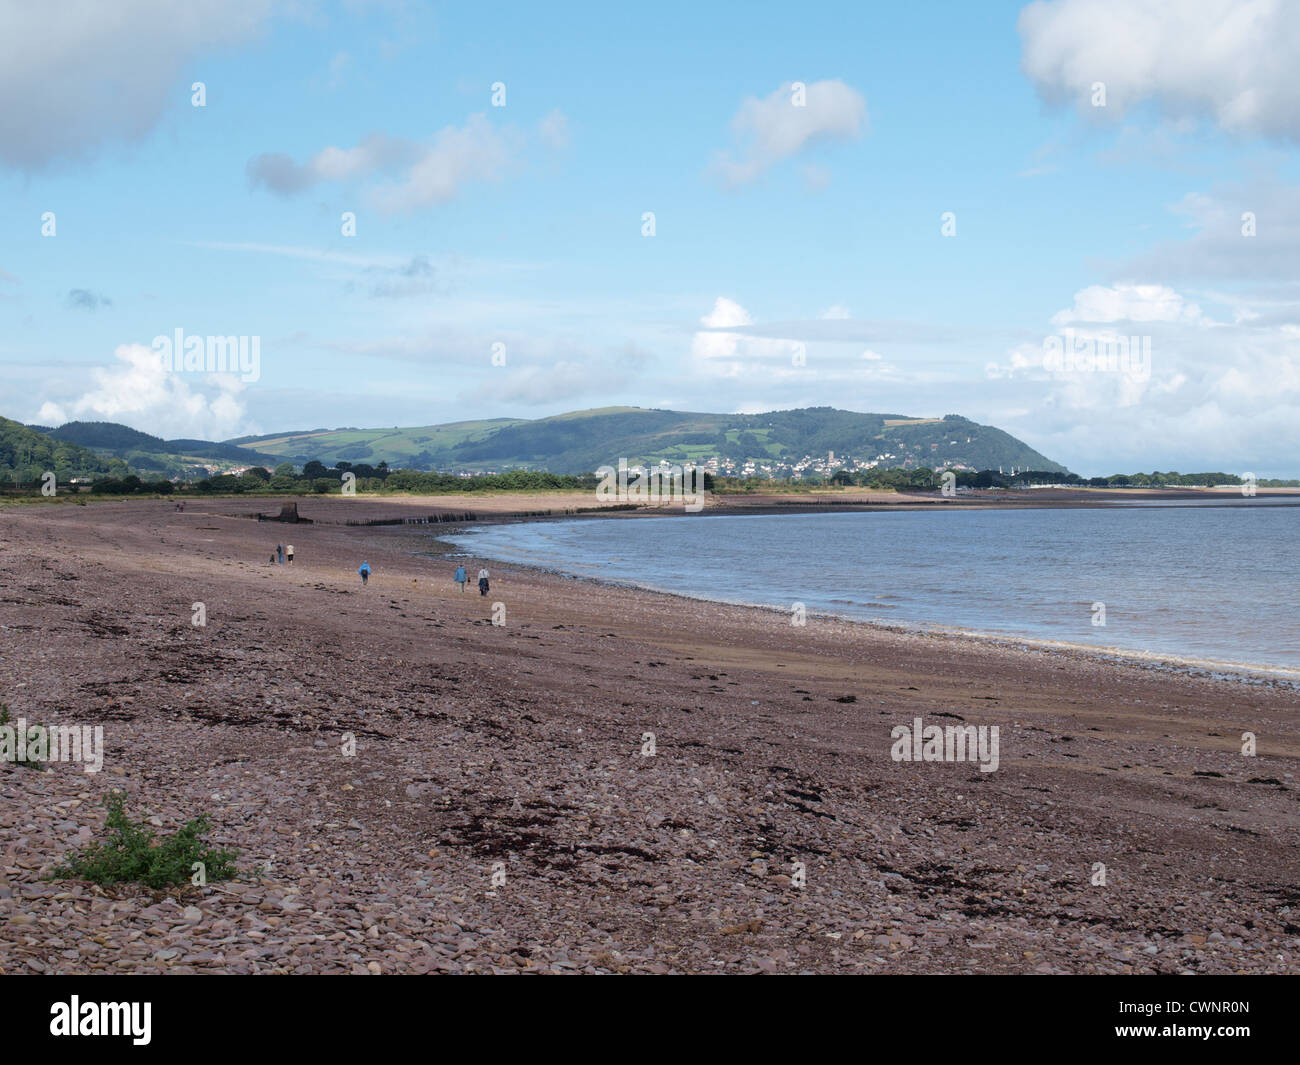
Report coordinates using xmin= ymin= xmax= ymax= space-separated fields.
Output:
xmin=85 ymin=461 xmax=599 ymax=496
xmin=51 ymin=461 xmax=1300 ymax=497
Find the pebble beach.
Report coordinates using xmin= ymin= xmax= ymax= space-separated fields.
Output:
xmin=1 ymin=496 xmax=1296 ymax=974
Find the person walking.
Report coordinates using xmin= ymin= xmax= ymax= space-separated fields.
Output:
xmin=359 ymin=560 xmax=371 ymax=585
xmin=454 ymin=565 xmax=467 ymax=593
xmin=276 ymin=543 xmax=285 ymax=564
xmin=477 ymin=567 xmax=490 ymax=596
xmin=286 ymin=544 xmax=295 ymax=564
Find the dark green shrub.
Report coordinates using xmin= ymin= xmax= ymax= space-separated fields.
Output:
xmin=53 ymin=792 xmax=239 ymax=889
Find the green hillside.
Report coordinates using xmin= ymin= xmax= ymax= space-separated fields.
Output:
xmin=0 ymin=416 xmax=121 ymax=483
xmin=231 ymin=418 xmax=524 ymax=469
xmin=45 ymin=420 xmax=283 ymax=478
xmin=234 ymin=407 xmax=1068 ymax=477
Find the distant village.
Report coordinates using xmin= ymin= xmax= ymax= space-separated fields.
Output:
xmin=212 ymin=449 xmax=988 ymax=481
xmin=635 ymin=449 xmax=978 ymax=480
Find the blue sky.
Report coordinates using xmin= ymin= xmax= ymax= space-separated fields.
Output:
xmin=2 ymin=0 xmax=1299 ymax=476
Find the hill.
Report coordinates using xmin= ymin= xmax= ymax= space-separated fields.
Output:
xmin=45 ymin=421 xmax=284 ymax=478
xmin=0 ymin=416 xmax=121 ymax=483
xmin=231 ymin=418 xmax=525 ymax=470
xmin=235 ymin=407 xmax=1068 ymax=476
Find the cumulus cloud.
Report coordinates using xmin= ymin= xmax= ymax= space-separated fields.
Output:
xmin=35 ymin=343 xmax=251 ymax=439
xmin=690 ymin=297 xmax=796 ymax=375
xmin=711 ymin=79 xmax=867 ymax=187
xmin=989 ymin=282 xmax=1213 ymax=384
xmin=982 ymin=280 xmax=1300 ymax=471
xmin=691 ymin=296 xmax=752 ymax=361
xmin=0 ymin=0 xmax=281 ymax=171
xmin=1049 ymin=282 xmax=1205 ymax=326
xmin=1018 ymin=0 xmax=1300 ymax=142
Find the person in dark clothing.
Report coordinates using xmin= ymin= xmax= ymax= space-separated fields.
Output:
xmin=276 ymin=543 xmax=285 ymax=564
xmin=478 ymin=567 xmax=490 ymax=596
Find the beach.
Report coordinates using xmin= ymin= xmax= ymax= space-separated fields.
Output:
xmin=1 ymin=496 xmax=1297 ymax=974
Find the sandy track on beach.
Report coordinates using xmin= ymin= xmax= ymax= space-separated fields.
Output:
xmin=1 ymin=497 xmax=1296 ymax=974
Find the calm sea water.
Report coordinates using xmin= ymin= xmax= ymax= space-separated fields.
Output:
xmin=450 ymin=502 xmax=1300 ymax=673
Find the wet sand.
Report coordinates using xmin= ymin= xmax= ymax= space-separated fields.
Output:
xmin=1 ymin=496 xmax=1296 ymax=974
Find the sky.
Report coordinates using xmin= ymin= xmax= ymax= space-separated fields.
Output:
xmin=2 ymin=0 xmax=1299 ymax=477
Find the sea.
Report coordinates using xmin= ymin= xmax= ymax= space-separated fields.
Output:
xmin=449 ymin=499 xmax=1300 ymax=677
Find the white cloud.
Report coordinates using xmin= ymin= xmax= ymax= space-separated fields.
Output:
xmin=0 ymin=0 xmax=282 ymax=171
xmin=35 ymin=343 xmax=252 ymax=440
xmin=983 ymin=279 xmax=1300 ymax=472
xmin=703 ymin=297 xmax=752 ymax=329
xmin=690 ymin=297 xmax=794 ymax=375
xmin=690 ymin=296 xmax=753 ymax=363
xmin=1018 ymin=0 xmax=1300 ymax=142
xmin=711 ymin=79 xmax=867 ymax=187
xmin=1049 ymin=283 xmax=1205 ymax=325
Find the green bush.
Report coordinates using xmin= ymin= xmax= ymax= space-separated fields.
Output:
xmin=53 ymin=792 xmax=239 ymax=890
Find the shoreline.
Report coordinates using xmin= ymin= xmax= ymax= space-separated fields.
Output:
xmin=438 ymin=518 xmax=1300 ymax=689
xmin=5 ymin=482 xmax=1299 ymax=519
xmin=450 ymin=552 xmax=1300 ymax=688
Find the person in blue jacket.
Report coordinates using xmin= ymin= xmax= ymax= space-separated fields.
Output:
xmin=454 ymin=565 xmax=467 ymax=593
xmin=359 ymin=560 xmax=371 ymax=585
